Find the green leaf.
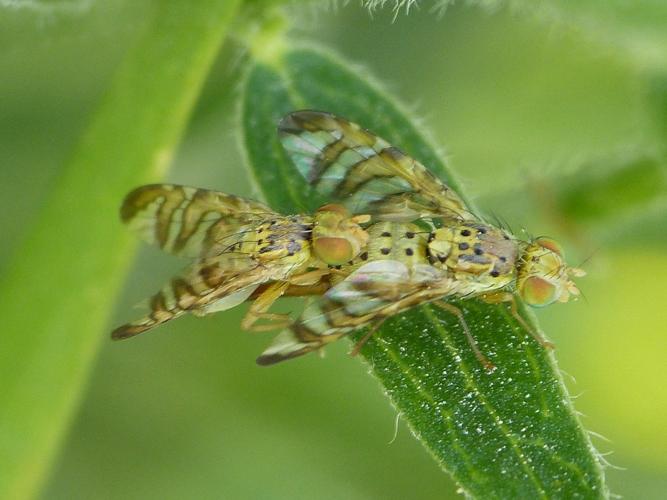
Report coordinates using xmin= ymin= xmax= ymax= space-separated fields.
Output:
xmin=360 ymin=0 xmax=667 ymax=69
xmin=554 ymin=156 xmax=667 ymax=224
xmin=650 ymin=74 xmax=667 ymax=149
xmin=0 ymin=2 xmax=241 ymax=498
xmin=481 ymin=154 xmax=667 ymax=239
xmin=241 ymin=46 xmax=608 ymax=498
xmin=259 ymin=0 xmax=667 ymax=71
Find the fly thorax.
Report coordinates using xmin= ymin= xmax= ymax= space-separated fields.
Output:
xmin=428 ymin=223 xmax=517 ymax=287
xmin=312 ymin=204 xmax=370 ymax=266
xmin=254 ymin=216 xmax=312 ymax=268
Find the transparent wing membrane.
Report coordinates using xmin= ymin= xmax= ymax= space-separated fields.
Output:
xmin=121 ymin=184 xmax=278 ymax=258
xmin=279 ymin=110 xmax=474 ymax=222
xmin=257 ymin=261 xmax=452 ymax=365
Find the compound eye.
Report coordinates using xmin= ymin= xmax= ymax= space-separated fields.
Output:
xmin=536 ymin=237 xmax=564 ymax=257
xmin=314 ymin=237 xmax=354 ymax=266
xmin=316 ymin=203 xmax=349 ymax=218
xmin=520 ymin=276 xmax=558 ymax=307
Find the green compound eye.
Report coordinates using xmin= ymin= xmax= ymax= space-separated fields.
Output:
xmin=520 ymin=276 xmax=559 ymax=307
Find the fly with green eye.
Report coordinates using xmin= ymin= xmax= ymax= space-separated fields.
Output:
xmin=112 ymin=110 xmax=585 ymax=370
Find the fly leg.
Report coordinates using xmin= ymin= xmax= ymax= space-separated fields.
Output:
xmin=241 ymin=282 xmax=291 ymax=332
xmin=349 ymin=318 xmax=387 ymax=357
xmin=481 ymin=291 xmax=555 ymax=349
xmin=433 ymin=301 xmax=495 ymax=370
xmin=242 ymin=268 xmax=341 ymax=333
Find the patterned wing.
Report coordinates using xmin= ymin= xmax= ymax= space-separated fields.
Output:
xmin=256 ymin=260 xmax=452 ymax=365
xmin=279 ymin=111 xmax=474 ymax=222
xmin=121 ymin=184 xmax=277 ymax=258
xmin=112 ymin=254 xmax=282 ymax=340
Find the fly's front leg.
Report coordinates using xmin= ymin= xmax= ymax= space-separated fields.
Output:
xmin=433 ymin=301 xmax=495 ymax=370
xmin=481 ymin=291 xmax=555 ymax=349
xmin=243 ymin=269 xmax=338 ymax=333
xmin=241 ymin=282 xmax=291 ymax=333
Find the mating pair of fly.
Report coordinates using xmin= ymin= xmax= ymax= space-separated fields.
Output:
xmin=113 ymin=111 xmax=585 ymax=368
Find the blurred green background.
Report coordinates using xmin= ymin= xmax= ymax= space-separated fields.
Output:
xmin=1 ymin=1 xmax=666 ymax=498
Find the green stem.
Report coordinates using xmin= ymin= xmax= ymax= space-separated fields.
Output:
xmin=0 ymin=2 xmax=241 ymax=498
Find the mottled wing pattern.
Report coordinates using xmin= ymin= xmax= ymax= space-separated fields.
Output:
xmin=114 ymin=185 xmax=318 ymax=341
xmin=256 ymin=260 xmax=453 ymax=365
xmin=121 ymin=184 xmax=276 ymax=258
xmin=112 ymin=254 xmax=284 ymax=340
xmin=279 ymin=110 xmax=474 ymax=222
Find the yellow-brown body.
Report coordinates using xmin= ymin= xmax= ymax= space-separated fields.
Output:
xmin=114 ymin=110 xmax=584 ymax=368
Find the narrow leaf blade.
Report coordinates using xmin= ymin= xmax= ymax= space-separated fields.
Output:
xmin=241 ymin=47 xmax=607 ymax=498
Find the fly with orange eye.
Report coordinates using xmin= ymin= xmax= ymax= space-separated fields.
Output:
xmin=517 ymin=237 xmax=584 ymax=308
xmin=113 ymin=111 xmax=587 ymax=371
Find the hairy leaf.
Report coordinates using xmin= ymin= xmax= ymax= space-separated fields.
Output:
xmin=241 ymin=46 xmax=608 ymax=498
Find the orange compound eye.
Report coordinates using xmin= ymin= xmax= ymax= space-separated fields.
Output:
xmin=535 ymin=237 xmax=564 ymax=257
xmin=520 ymin=276 xmax=559 ymax=307
xmin=316 ymin=204 xmax=349 ymax=217
xmin=313 ymin=237 xmax=354 ymax=266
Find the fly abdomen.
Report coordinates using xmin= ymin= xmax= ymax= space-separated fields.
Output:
xmin=365 ymin=222 xmax=429 ymax=265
